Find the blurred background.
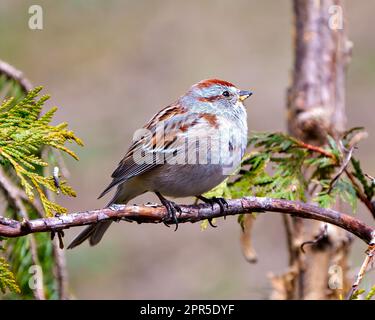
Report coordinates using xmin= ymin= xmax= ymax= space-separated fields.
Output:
xmin=0 ymin=0 xmax=374 ymax=299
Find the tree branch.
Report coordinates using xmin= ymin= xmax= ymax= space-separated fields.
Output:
xmin=0 ymin=197 xmax=374 ymax=245
xmin=0 ymin=59 xmax=33 ymax=93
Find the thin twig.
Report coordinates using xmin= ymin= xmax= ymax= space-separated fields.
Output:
xmin=291 ymin=138 xmax=336 ymax=159
xmin=347 ymin=244 xmax=375 ymax=299
xmin=345 ymin=169 xmax=375 ymax=219
xmin=328 ymin=147 xmax=354 ymax=193
xmin=0 ymin=59 xmax=32 ymax=93
xmin=365 ymin=173 xmax=375 ymax=184
xmin=0 ymin=197 xmax=374 ymax=245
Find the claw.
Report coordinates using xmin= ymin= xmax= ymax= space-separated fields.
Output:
xmin=208 ymin=218 xmax=217 ymax=228
xmin=161 ymin=216 xmax=171 ymax=228
xmin=196 ymin=195 xmax=228 ymax=220
xmin=155 ymin=192 xmax=181 ymax=231
xmin=214 ymin=197 xmax=228 ymax=219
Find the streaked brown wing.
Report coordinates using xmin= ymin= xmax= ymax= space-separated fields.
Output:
xmin=98 ymin=104 xmax=201 ymax=199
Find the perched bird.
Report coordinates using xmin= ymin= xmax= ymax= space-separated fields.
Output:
xmin=68 ymin=79 xmax=252 ymax=249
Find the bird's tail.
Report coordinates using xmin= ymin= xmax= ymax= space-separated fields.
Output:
xmin=67 ymin=189 xmax=123 ymax=249
xmin=67 ymin=220 xmax=113 ymax=249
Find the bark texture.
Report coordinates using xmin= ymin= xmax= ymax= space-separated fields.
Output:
xmin=278 ymin=0 xmax=353 ymax=299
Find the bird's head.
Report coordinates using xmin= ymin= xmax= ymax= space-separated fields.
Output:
xmin=185 ymin=79 xmax=253 ymax=110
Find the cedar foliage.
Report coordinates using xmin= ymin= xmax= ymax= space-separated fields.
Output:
xmin=0 ymin=86 xmax=82 ymax=216
xmin=0 ymin=77 xmax=82 ymax=298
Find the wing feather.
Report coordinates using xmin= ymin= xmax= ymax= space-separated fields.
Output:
xmin=99 ymin=103 xmax=216 ymax=198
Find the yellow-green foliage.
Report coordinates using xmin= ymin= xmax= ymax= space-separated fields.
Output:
xmin=366 ymin=286 xmax=375 ymax=300
xmin=0 ymin=86 xmax=83 ymax=217
xmin=0 ymin=256 xmax=20 ymax=294
xmin=227 ymin=131 xmax=366 ymax=212
xmin=0 ymin=85 xmax=83 ymax=297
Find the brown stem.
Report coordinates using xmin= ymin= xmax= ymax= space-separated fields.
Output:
xmin=328 ymin=147 xmax=354 ymax=193
xmin=0 ymin=197 xmax=373 ymax=245
xmin=345 ymin=169 xmax=375 ymax=219
xmin=292 ymin=138 xmax=336 ymax=160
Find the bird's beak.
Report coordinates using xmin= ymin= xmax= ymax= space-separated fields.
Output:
xmin=239 ymin=90 xmax=253 ymax=102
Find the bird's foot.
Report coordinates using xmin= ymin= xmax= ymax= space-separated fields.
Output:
xmin=197 ymin=195 xmax=229 ymax=219
xmin=155 ymin=192 xmax=181 ymax=231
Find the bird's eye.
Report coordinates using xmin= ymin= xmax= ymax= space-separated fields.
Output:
xmin=222 ymin=91 xmax=230 ymax=97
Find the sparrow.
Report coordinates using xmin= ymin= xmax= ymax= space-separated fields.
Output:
xmin=68 ymin=79 xmax=252 ymax=249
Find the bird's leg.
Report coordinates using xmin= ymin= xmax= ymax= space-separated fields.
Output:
xmin=196 ymin=195 xmax=229 ymax=220
xmin=155 ymin=192 xmax=181 ymax=231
